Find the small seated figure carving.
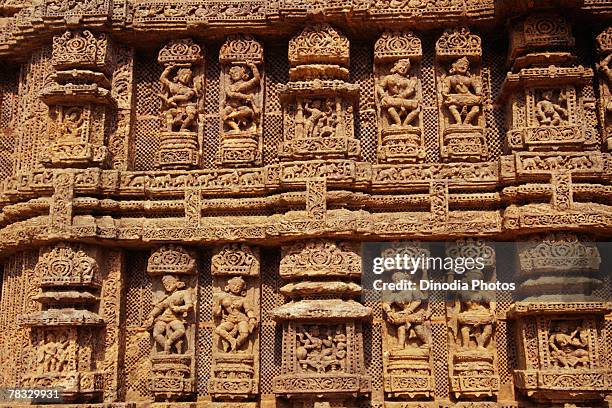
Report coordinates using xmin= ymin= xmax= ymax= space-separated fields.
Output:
xmin=213 ymin=276 xmax=258 ymax=353
xmin=159 ymin=64 xmax=201 ymax=132
xmin=548 ymin=322 xmax=589 ymax=369
xmin=536 ymin=90 xmax=568 ymax=126
xmin=377 ymin=58 xmax=421 ymax=127
xmin=144 ymin=274 xmax=194 ymax=354
xmin=457 ymin=300 xmax=494 ymax=351
xmin=223 ymin=62 xmax=261 ymax=133
xmin=57 ymin=107 xmax=84 ymax=141
xmin=441 ymin=57 xmax=483 ymax=126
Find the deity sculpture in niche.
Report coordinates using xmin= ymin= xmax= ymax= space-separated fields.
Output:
xmin=156 ymin=39 xmax=204 ymax=169
xmin=210 ymin=244 xmax=260 ymax=399
xmin=144 ymin=274 xmax=194 ymax=354
xmin=597 ymin=27 xmax=612 ymax=150
xmin=535 ymin=89 xmax=568 ymax=126
xmin=213 ymin=276 xmax=258 ymax=353
xmin=446 ymin=239 xmax=499 ymax=400
xmin=145 ymin=245 xmax=197 ymax=401
xmin=279 ymin=24 xmax=360 ymax=160
xmin=548 ymin=320 xmax=589 ymax=369
xmin=218 ymin=34 xmax=264 ymax=166
xmin=375 ymin=31 xmax=425 ymax=163
xmin=436 ymin=28 xmax=488 ymax=162
xmin=380 ymin=243 xmax=433 ymax=399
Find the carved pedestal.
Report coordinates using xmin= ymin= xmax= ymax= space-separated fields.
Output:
xmin=210 ymin=244 xmax=260 ymax=399
xmin=17 ymin=243 xmax=106 ymax=402
xmin=145 ymin=245 xmax=197 ymax=401
xmin=375 ymin=31 xmax=426 ymax=164
xmin=279 ymin=24 xmax=360 ymax=161
xmin=40 ymin=30 xmax=116 ymax=168
xmin=156 ymin=39 xmax=204 ymax=170
xmin=218 ymin=35 xmax=264 ymax=167
xmin=436 ymin=28 xmax=488 ymax=162
xmin=272 ymin=240 xmax=371 ymax=407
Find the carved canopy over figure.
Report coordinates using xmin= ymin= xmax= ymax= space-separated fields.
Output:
xmin=213 ymin=276 xmax=258 ymax=353
xmin=548 ymin=321 xmax=589 ymax=368
xmin=159 ymin=64 xmax=202 ymax=132
xmin=144 ymin=274 xmax=194 ymax=354
xmin=441 ymin=57 xmax=483 ymax=125
xmin=535 ymin=90 xmax=568 ymax=126
xmin=377 ymin=58 xmax=421 ymax=127
xmin=223 ymin=61 xmax=261 ymax=133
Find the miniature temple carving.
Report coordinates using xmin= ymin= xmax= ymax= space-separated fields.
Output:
xmin=511 ymin=233 xmax=612 ymax=404
xmin=272 ymin=240 xmax=371 ymax=407
xmin=40 ymin=30 xmax=116 ymax=168
xmin=446 ymin=239 xmax=499 ymax=400
xmin=157 ymin=39 xmax=204 ymax=169
xmin=218 ymin=34 xmax=264 ymax=167
xmin=436 ymin=27 xmax=488 ymax=162
xmin=374 ymin=31 xmax=425 ymax=164
xmin=279 ymin=24 xmax=360 ymax=160
xmin=211 ymin=243 xmax=260 ymax=399
xmin=145 ymin=245 xmax=197 ymax=401
xmin=17 ymin=243 xmax=105 ymax=402
xmin=381 ymin=242 xmax=433 ymax=400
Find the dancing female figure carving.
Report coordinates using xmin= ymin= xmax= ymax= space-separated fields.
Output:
xmin=213 ymin=276 xmax=258 ymax=352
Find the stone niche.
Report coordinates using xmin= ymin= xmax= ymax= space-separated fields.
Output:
xmin=40 ymin=30 xmax=116 ymax=168
xmin=272 ymin=240 xmax=371 ymax=407
xmin=210 ymin=243 xmax=260 ymax=399
xmin=145 ymin=245 xmax=197 ymax=401
xmin=17 ymin=243 xmax=106 ymax=402
xmin=374 ymin=31 xmax=426 ymax=164
xmin=501 ymin=13 xmax=598 ymax=154
xmin=510 ymin=233 xmax=612 ymax=404
xmin=279 ymin=24 xmax=360 ymax=161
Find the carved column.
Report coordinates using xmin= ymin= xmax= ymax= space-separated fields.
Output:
xmin=596 ymin=27 xmax=612 ymax=151
xmin=381 ymin=242 xmax=434 ymax=400
xmin=17 ymin=243 xmax=106 ymax=402
xmin=374 ymin=31 xmax=426 ymax=164
xmin=272 ymin=240 xmax=371 ymax=407
xmin=279 ymin=24 xmax=360 ymax=161
xmin=435 ymin=27 xmax=488 ymax=162
xmin=445 ymin=239 xmax=499 ymax=400
xmin=218 ymin=35 xmax=264 ymax=167
xmin=510 ymin=233 xmax=612 ymax=403
xmin=40 ymin=30 xmax=116 ymax=168
xmin=210 ymin=244 xmax=260 ymax=399
xmin=501 ymin=13 xmax=598 ymax=157
xmin=144 ymin=245 xmax=197 ymax=401
xmin=156 ymin=39 xmax=204 ymax=169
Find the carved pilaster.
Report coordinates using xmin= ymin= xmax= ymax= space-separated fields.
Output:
xmin=436 ymin=28 xmax=488 ymax=162
xmin=145 ymin=245 xmax=197 ymax=401
xmin=446 ymin=239 xmax=499 ymax=400
xmin=218 ymin=34 xmax=264 ymax=167
xmin=157 ymin=39 xmax=204 ymax=170
xmin=211 ymin=244 xmax=260 ymax=399
xmin=374 ymin=31 xmax=425 ymax=164
xmin=279 ymin=24 xmax=360 ymax=161
xmin=306 ymin=178 xmax=326 ymax=220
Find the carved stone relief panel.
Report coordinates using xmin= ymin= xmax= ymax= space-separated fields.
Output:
xmin=445 ymin=239 xmax=499 ymax=400
xmin=374 ymin=31 xmax=425 ymax=164
xmin=597 ymin=27 xmax=612 ymax=151
xmin=145 ymin=244 xmax=197 ymax=401
xmin=380 ymin=242 xmax=434 ymax=400
xmin=279 ymin=24 xmax=360 ymax=161
xmin=210 ymin=244 xmax=260 ymax=399
xmin=218 ymin=35 xmax=264 ymax=167
xmin=157 ymin=39 xmax=204 ymax=170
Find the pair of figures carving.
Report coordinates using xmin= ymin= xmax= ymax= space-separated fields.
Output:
xmin=299 ymin=99 xmax=339 ymax=139
xmin=223 ymin=61 xmax=261 ymax=134
xmin=159 ymin=64 xmax=202 ymax=133
xmin=296 ymin=325 xmax=347 ymax=373
xmin=548 ymin=321 xmax=589 ymax=369
xmin=455 ymin=300 xmax=494 ymax=351
xmin=213 ymin=276 xmax=258 ymax=353
xmin=144 ymin=274 xmax=194 ymax=354
xmin=37 ymin=331 xmax=69 ymax=374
